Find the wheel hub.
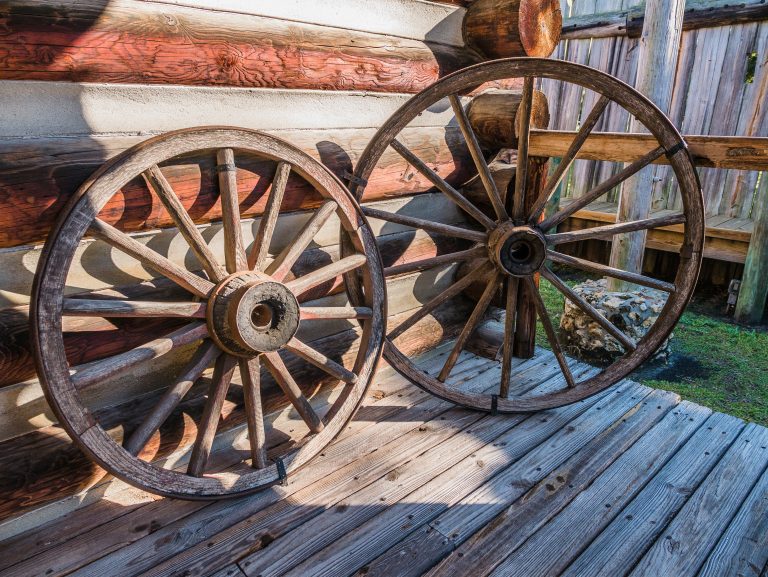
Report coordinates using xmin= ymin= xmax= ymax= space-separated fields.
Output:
xmin=207 ymin=271 xmax=300 ymax=356
xmin=489 ymin=223 xmax=547 ymax=277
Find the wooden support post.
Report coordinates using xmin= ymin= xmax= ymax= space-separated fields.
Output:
xmin=463 ymin=0 xmax=563 ymax=59
xmin=514 ymin=158 xmax=551 ymax=359
xmin=608 ymin=0 xmax=686 ymax=290
xmin=735 ymin=176 xmax=768 ymax=324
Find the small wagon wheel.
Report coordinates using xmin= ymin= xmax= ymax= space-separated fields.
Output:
xmin=32 ymin=127 xmax=385 ymax=499
xmin=351 ymin=58 xmax=704 ymax=413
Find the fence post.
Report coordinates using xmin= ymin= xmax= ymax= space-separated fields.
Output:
xmin=735 ymin=176 xmax=768 ymax=324
xmin=607 ymin=0 xmax=686 ymax=289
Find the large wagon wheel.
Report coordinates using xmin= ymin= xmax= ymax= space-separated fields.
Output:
xmin=32 ymin=127 xmax=385 ymax=499
xmin=351 ymin=58 xmax=704 ymax=413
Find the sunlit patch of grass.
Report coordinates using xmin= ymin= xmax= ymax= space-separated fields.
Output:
xmin=531 ymin=275 xmax=768 ymax=425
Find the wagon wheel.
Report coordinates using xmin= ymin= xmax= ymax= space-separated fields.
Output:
xmin=351 ymin=58 xmax=704 ymax=413
xmin=32 ymin=127 xmax=385 ymax=499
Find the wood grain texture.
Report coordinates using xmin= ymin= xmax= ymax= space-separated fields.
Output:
xmin=562 ymin=411 xmax=750 ymax=577
xmin=629 ymin=422 xmax=768 ymax=577
xmin=463 ymin=0 xmax=562 ymax=58
xmin=0 ymin=0 xmax=477 ymax=93
xmin=0 ymin=126 xmax=475 ymax=250
xmin=426 ymin=390 xmax=682 ymax=577
xmin=562 ymin=0 xmax=768 ymax=40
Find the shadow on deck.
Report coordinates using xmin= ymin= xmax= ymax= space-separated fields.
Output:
xmin=0 ymin=346 xmax=766 ymax=577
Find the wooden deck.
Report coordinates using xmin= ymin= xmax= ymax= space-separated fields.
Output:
xmin=563 ymin=199 xmax=754 ymax=263
xmin=0 ymin=346 xmax=767 ymax=577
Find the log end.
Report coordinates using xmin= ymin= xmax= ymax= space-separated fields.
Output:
xmin=519 ymin=0 xmax=563 ymax=57
xmin=464 ymin=0 xmax=563 ymax=59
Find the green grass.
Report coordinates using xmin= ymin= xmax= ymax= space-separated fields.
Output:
xmin=535 ymin=278 xmax=768 ymax=426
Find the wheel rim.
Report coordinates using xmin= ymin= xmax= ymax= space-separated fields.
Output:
xmin=32 ymin=127 xmax=385 ymax=498
xmin=352 ymin=58 xmax=704 ymax=413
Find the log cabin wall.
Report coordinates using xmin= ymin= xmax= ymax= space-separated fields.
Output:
xmin=0 ymin=0 xmax=472 ymax=438
xmin=0 ymin=0 xmax=563 ymax=535
xmin=540 ymin=0 xmax=768 ymax=282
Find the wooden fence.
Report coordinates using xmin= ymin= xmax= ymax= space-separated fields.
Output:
xmin=541 ymin=0 xmax=767 ymax=222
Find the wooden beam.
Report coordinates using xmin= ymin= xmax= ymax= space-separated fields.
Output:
xmin=528 ymin=131 xmax=768 ymax=171
xmin=562 ymin=0 xmax=768 ymax=40
xmin=608 ymin=0 xmax=707 ymax=290
xmin=0 ymin=0 xmax=478 ymax=94
xmin=0 ymin=126 xmax=475 ymax=250
xmin=610 ymin=0 xmax=686 ymax=289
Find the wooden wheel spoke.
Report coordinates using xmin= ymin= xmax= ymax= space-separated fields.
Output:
xmin=547 ymin=212 xmax=687 ymax=245
xmin=216 ymin=149 xmax=248 ymax=274
xmin=124 ymin=341 xmax=221 ymax=456
xmin=361 ymin=206 xmax=487 ymax=244
xmin=262 ymin=352 xmax=324 ymax=434
xmin=390 ymin=139 xmax=496 ymax=230
xmin=71 ymin=322 xmax=209 ymax=389
xmin=547 ymin=250 xmax=676 ymax=293
xmin=62 ymin=299 xmax=206 ymax=318
xmin=188 ymin=354 xmax=238 ymax=477
xmin=389 ymin=261 xmax=493 ymax=340
xmin=529 ymin=95 xmax=611 ymax=222
xmin=249 ymin=161 xmax=292 ymax=271
xmin=539 ymin=145 xmax=667 ymax=231
xmin=286 ymin=337 xmax=358 ymax=384
xmin=239 ymin=357 xmax=268 ymax=469
xmin=265 ymin=200 xmax=337 ymax=281
xmin=499 ymin=277 xmax=520 ymax=399
xmin=90 ymin=219 xmax=215 ymax=298
xmin=144 ymin=165 xmax=226 ymax=282
xmin=541 ymin=267 xmax=637 ymax=352
xmin=512 ymin=76 xmax=536 ymax=222
xmin=285 ymin=254 xmax=367 ymax=296
xmin=438 ymin=271 xmax=501 ymax=382
xmin=300 ymin=306 xmax=373 ymax=320
xmin=449 ymin=94 xmax=507 ymax=221
xmin=384 ymin=246 xmax=486 ymax=278
xmin=525 ymin=276 xmax=576 ymax=388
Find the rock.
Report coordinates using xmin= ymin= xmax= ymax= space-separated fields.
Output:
xmin=558 ymin=278 xmax=672 ymax=363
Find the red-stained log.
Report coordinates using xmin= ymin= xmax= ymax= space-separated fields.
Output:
xmin=463 ymin=0 xmax=563 ymax=59
xmin=0 ymin=0 xmax=477 ymax=92
xmin=0 ymin=127 xmax=477 ymax=249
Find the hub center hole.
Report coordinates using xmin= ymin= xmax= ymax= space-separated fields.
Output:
xmin=509 ymin=241 xmax=532 ymax=263
xmin=251 ymin=303 xmax=274 ymax=330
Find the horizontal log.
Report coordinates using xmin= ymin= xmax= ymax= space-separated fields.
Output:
xmin=0 ymin=0 xmax=476 ymax=93
xmin=0 ymin=227 xmax=468 ymax=389
xmin=463 ymin=0 xmax=562 ymax=58
xmin=562 ymin=0 xmax=768 ymax=40
xmin=0 ymin=126 xmax=476 ymax=250
xmin=134 ymin=0 xmax=466 ymax=46
xmin=528 ymin=130 xmax=768 ymax=171
xmin=0 ymin=82 xmax=465 ymax=139
xmin=467 ymin=88 xmax=551 ymax=149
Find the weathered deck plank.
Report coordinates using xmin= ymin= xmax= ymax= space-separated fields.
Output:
xmin=630 ymin=423 xmax=768 ymax=577
xmin=0 ymin=349 xmax=765 ymax=577
xmin=560 ymin=411 xmax=745 ymax=577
